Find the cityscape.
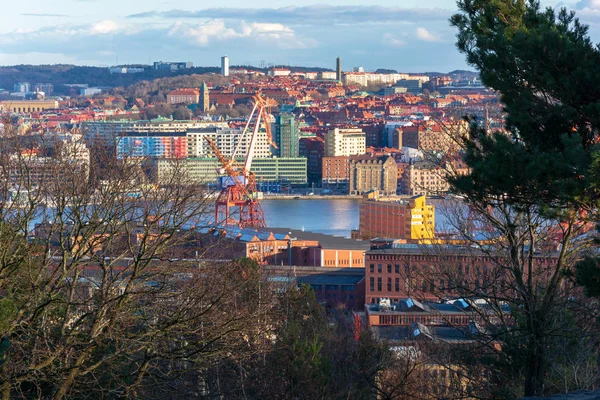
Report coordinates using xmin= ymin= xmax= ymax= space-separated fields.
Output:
xmin=0 ymin=1 xmax=599 ymax=399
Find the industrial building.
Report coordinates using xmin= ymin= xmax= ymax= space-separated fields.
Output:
xmin=354 ymin=194 xmax=435 ymax=241
xmin=150 ymin=157 xmax=307 ymax=185
xmin=364 ymin=242 xmax=557 ymax=304
xmin=0 ymin=100 xmax=59 ymax=113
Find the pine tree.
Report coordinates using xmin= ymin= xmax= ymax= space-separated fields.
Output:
xmin=449 ymin=0 xmax=600 ymax=396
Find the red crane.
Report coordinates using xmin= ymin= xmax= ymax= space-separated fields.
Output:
xmin=206 ymin=93 xmax=276 ymax=228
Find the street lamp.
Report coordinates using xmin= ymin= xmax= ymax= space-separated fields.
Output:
xmin=288 ymin=232 xmax=297 ymax=266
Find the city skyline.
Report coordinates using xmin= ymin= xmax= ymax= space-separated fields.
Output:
xmin=1 ymin=0 xmax=595 ymax=71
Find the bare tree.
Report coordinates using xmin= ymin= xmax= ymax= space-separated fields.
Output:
xmin=0 ymin=122 xmax=277 ymax=399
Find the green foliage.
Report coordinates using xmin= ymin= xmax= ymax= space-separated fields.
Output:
xmin=450 ymin=0 xmax=600 ymax=396
xmin=576 ymin=256 xmax=600 ymax=298
xmin=450 ymin=0 xmax=600 ymax=211
xmin=451 ymin=0 xmax=600 ymax=152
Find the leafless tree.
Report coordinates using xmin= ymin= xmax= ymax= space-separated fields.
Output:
xmin=0 ymin=122 xmax=277 ymax=399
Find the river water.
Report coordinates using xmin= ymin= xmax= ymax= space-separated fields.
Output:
xmin=262 ymin=199 xmax=360 ymax=237
xmin=261 ymin=198 xmax=452 ymax=238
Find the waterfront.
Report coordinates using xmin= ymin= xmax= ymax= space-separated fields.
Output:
xmin=262 ymin=198 xmax=360 ymax=237
xmin=261 ymin=198 xmax=452 ymax=238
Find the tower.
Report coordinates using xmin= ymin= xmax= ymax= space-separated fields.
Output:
xmin=336 ymin=57 xmax=342 ymax=83
xmin=221 ymin=56 xmax=230 ymax=77
xmin=273 ymin=113 xmax=299 ymax=158
xmin=201 ymin=82 xmax=210 ymax=113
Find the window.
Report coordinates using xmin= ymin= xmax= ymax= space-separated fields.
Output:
xmin=387 ymin=278 xmax=392 ymax=291
xmin=325 ymin=285 xmax=338 ymax=291
xmin=387 ymin=264 xmax=392 ymax=273
xmin=377 ymin=277 xmax=382 ymax=291
xmin=377 ymin=264 xmax=382 ymax=273
xmin=395 ymin=278 xmax=400 ymax=292
xmin=395 ymin=264 xmax=400 ymax=274
xmin=310 ymin=284 xmax=322 ymax=291
xmin=341 ymin=285 xmax=354 ymax=291
xmin=370 ymin=277 xmax=374 ymax=291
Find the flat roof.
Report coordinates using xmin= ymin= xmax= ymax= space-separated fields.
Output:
xmin=297 ymin=274 xmax=365 ymax=286
xmin=269 ymin=227 xmax=371 ymax=251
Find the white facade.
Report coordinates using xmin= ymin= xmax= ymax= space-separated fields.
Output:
xmin=406 ymin=74 xmax=430 ymax=83
xmin=80 ymin=87 xmax=102 ymax=97
xmin=221 ymin=56 xmax=230 ymax=77
xmin=343 ymin=72 xmax=410 ymax=87
xmin=187 ymin=128 xmax=272 ymax=159
xmin=319 ymin=71 xmax=337 ymax=80
xmin=324 ymin=128 xmax=366 ymax=157
xmin=268 ymin=68 xmax=291 ymax=77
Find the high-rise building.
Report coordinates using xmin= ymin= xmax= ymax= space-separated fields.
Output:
xmin=34 ymin=83 xmax=54 ymax=95
xmin=221 ymin=56 xmax=230 ymax=77
xmin=336 ymin=57 xmax=342 ymax=82
xmin=200 ymin=82 xmax=210 ymax=112
xmin=272 ymin=113 xmax=299 ymax=158
xmin=13 ymin=82 xmax=31 ymax=93
xmin=324 ymin=128 xmax=366 ymax=157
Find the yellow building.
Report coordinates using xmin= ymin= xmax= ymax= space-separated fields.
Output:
xmin=407 ymin=195 xmax=435 ymax=241
xmin=355 ymin=193 xmax=435 ymax=242
xmin=0 ymin=100 xmax=59 ymax=113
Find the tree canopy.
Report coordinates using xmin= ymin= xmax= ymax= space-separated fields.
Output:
xmin=448 ymin=0 xmax=600 ymax=396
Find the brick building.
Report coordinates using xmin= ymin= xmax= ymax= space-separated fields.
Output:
xmin=322 ymin=156 xmax=350 ymax=188
xmin=196 ymin=226 xmax=369 ymax=268
xmin=356 ymin=194 xmax=435 ymax=241
xmin=364 ymin=243 xmax=557 ymax=304
xmin=349 ymin=155 xmax=397 ymax=196
xmin=297 ymin=272 xmax=365 ymax=310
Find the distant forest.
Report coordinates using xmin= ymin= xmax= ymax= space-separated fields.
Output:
xmin=0 ymin=64 xmax=335 ymax=96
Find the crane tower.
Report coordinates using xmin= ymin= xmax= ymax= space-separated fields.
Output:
xmin=206 ymin=93 xmax=276 ymax=228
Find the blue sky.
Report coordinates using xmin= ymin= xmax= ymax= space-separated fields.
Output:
xmin=0 ymin=0 xmax=596 ymax=72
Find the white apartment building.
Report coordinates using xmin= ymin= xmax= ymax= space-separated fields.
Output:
xmin=186 ymin=127 xmax=272 ymax=159
xmin=343 ymin=72 xmax=410 ymax=87
xmin=324 ymin=128 xmax=366 ymax=157
xmin=319 ymin=71 xmax=337 ymax=80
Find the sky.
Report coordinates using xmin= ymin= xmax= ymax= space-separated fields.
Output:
xmin=0 ymin=0 xmax=598 ymax=72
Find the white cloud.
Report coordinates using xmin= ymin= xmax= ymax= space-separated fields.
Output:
xmin=415 ymin=27 xmax=440 ymax=42
xmin=382 ymin=33 xmax=406 ymax=47
xmin=128 ymin=6 xmax=452 ymax=24
xmin=89 ymin=20 xmax=120 ymax=35
xmin=169 ymin=20 xmax=240 ymax=45
xmin=169 ymin=19 xmax=316 ymax=49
